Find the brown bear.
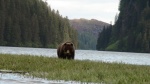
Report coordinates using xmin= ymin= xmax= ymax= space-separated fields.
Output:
xmin=57 ymin=42 xmax=75 ymax=59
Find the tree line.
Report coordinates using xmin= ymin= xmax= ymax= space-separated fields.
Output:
xmin=97 ymin=0 xmax=150 ymax=53
xmin=0 ymin=0 xmax=78 ymax=48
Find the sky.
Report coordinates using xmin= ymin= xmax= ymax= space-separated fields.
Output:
xmin=46 ymin=0 xmax=120 ymax=24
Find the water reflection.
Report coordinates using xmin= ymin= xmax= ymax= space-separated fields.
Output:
xmin=0 ymin=73 xmax=97 ymax=84
xmin=0 ymin=73 xmax=49 ymax=84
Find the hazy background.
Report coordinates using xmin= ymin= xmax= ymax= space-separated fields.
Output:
xmin=47 ymin=0 xmax=120 ymax=24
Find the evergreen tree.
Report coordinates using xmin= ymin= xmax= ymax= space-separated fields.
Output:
xmin=97 ymin=0 xmax=150 ymax=53
xmin=0 ymin=0 xmax=5 ymax=45
xmin=0 ymin=0 xmax=78 ymax=48
xmin=31 ymin=14 xmax=40 ymax=47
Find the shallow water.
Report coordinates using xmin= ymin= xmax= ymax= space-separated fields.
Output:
xmin=0 ymin=46 xmax=150 ymax=84
xmin=0 ymin=73 xmax=92 ymax=84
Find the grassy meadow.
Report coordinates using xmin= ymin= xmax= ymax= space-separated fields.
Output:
xmin=0 ymin=54 xmax=150 ymax=84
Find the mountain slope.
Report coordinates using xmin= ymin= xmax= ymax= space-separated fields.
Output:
xmin=0 ymin=0 xmax=77 ymax=48
xmin=97 ymin=0 xmax=150 ymax=53
xmin=70 ymin=18 xmax=109 ymax=50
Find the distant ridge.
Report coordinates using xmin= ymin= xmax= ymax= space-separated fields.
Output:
xmin=70 ymin=18 xmax=109 ymax=50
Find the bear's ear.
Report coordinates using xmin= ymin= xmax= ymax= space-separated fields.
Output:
xmin=64 ymin=42 xmax=69 ymax=46
xmin=71 ymin=43 xmax=73 ymax=46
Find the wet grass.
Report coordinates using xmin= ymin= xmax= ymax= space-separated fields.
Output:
xmin=0 ymin=54 xmax=150 ymax=84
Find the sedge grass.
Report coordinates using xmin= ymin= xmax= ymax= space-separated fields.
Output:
xmin=0 ymin=54 xmax=150 ymax=84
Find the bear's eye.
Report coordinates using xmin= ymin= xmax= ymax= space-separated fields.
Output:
xmin=71 ymin=43 xmax=73 ymax=46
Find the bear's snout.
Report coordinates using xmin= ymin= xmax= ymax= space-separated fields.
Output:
xmin=66 ymin=50 xmax=70 ymax=54
xmin=64 ymin=50 xmax=70 ymax=55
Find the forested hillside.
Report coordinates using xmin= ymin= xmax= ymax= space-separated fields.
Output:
xmin=97 ymin=0 xmax=150 ymax=53
xmin=0 ymin=0 xmax=77 ymax=48
xmin=70 ymin=19 xmax=109 ymax=50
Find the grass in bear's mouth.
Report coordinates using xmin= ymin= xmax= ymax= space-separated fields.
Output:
xmin=0 ymin=54 xmax=150 ymax=84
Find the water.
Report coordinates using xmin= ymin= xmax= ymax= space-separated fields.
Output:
xmin=0 ymin=46 xmax=150 ymax=65
xmin=76 ymin=50 xmax=150 ymax=65
xmin=0 ymin=73 xmax=88 ymax=84
xmin=0 ymin=46 xmax=150 ymax=84
xmin=0 ymin=73 xmax=49 ymax=84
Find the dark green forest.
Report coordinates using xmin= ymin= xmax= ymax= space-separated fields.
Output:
xmin=0 ymin=0 xmax=78 ymax=48
xmin=97 ymin=0 xmax=150 ymax=53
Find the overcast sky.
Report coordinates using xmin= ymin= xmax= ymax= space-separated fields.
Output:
xmin=46 ymin=0 xmax=120 ymax=24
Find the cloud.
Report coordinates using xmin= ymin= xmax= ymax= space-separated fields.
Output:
xmin=47 ymin=0 xmax=119 ymax=23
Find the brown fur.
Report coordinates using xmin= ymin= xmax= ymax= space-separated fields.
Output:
xmin=57 ymin=42 xmax=75 ymax=59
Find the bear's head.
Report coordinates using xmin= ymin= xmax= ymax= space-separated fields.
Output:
xmin=62 ymin=42 xmax=74 ymax=55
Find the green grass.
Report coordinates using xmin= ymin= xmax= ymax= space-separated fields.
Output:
xmin=0 ymin=54 xmax=150 ymax=84
xmin=106 ymin=41 xmax=119 ymax=51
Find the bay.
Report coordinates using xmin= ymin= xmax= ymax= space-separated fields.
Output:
xmin=0 ymin=46 xmax=150 ymax=65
